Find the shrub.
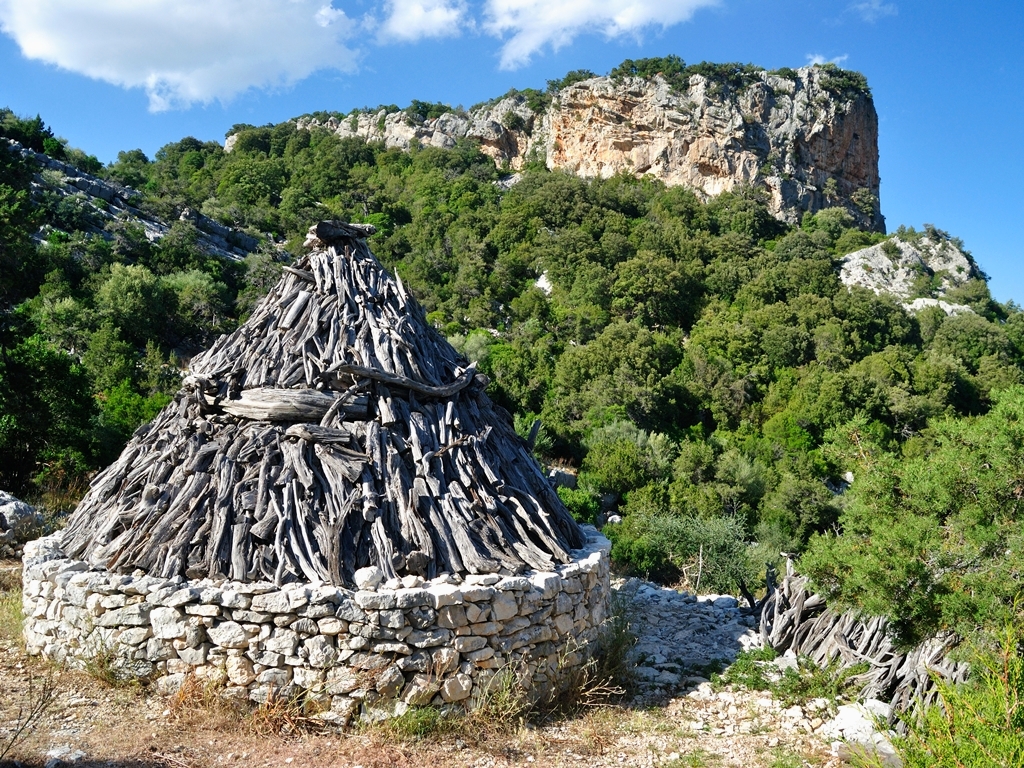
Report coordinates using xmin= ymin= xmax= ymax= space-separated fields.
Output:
xmin=814 ymin=63 xmax=871 ymax=98
xmin=879 ymin=619 xmax=1024 ymax=768
xmin=501 ymin=110 xmax=526 ymax=131
xmin=546 ymin=69 xmax=597 ymax=92
xmin=607 ymin=497 xmax=756 ymax=592
xmin=557 ymin=486 xmax=600 ymax=524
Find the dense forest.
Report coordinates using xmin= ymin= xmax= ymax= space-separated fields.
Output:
xmin=1 ymin=60 xmax=1021 ymax=651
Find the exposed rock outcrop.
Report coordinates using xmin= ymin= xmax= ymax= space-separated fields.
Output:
xmin=7 ymin=140 xmax=259 ymax=261
xmin=275 ymin=66 xmax=883 ymax=230
xmin=839 ymin=235 xmax=979 ymax=308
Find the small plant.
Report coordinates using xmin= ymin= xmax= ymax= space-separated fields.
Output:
xmin=501 ymin=111 xmax=526 ymax=132
xmin=474 ymin=665 xmax=532 ymax=726
xmin=714 ymin=646 xmax=778 ymax=690
xmin=0 ymin=570 xmax=23 ymax=646
xmin=557 ymin=486 xmax=599 ymax=524
xmin=81 ymin=642 xmax=135 ymax=688
xmin=547 ymin=593 xmax=638 ymax=713
xmin=880 ymin=239 xmax=902 ymax=261
xmin=248 ymin=687 xmax=325 ymax=736
xmin=169 ymin=670 xmax=238 ymax=725
xmin=663 ymin=749 xmax=722 ymax=767
xmin=773 ymin=656 xmax=869 ymax=707
xmin=767 ymin=748 xmax=805 ymax=768
xmin=377 ymin=706 xmax=453 ymax=740
xmin=0 ymin=671 xmax=57 ymax=761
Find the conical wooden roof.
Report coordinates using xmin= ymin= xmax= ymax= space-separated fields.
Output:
xmin=62 ymin=222 xmax=584 ymax=587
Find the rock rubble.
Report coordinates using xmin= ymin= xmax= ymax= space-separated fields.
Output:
xmin=620 ymin=578 xmax=761 ymax=694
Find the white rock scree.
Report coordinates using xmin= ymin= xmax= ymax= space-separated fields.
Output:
xmin=22 ymin=528 xmax=609 ymax=723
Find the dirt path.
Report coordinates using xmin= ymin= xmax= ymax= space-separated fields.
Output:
xmin=0 ymin=560 xmax=843 ymax=768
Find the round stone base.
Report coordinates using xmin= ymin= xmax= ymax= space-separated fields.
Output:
xmin=22 ymin=527 xmax=609 ymax=723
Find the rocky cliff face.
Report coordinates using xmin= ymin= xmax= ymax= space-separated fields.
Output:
xmin=273 ymin=66 xmax=883 ymax=230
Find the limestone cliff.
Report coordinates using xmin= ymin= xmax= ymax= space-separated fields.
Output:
xmin=269 ymin=65 xmax=883 ymax=231
xmin=840 ymin=234 xmax=980 ymax=314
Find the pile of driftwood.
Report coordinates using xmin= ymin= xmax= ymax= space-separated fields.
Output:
xmin=760 ymin=570 xmax=968 ymax=716
xmin=62 ymin=222 xmax=584 ymax=588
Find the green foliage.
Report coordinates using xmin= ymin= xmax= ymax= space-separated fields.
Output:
xmin=883 ymin=618 xmax=1024 ymax=768
xmin=716 ymin=649 xmax=868 ymax=710
xmin=557 ymin=486 xmax=600 ymax=524
xmin=607 ymin=489 xmax=757 ymax=591
xmin=610 ymin=55 xmax=689 ymax=91
xmin=405 ymin=100 xmax=453 ymax=121
xmin=0 ymin=333 xmax=95 ymax=494
xmin=0 ymin=109 xmax=57 ymax=154
xmin=3 ymin=102 xmax=1023 ymax=659
xmin=609 ymin=57 xmax=763 ymax=94
xmin=0 ymin=141 xmax=43 ymax=302
xmin=802 ymin=387 xmax=1024 ymax=647
xmin=546 ymin=69 xmax=597 ymax=92
xmin=501 ymin=110 xmax=526 ymax=131
xmin=714 ymin=646 xmax=778 ymax=689
xmin=814 ymin=63 xmax=871 ymax=98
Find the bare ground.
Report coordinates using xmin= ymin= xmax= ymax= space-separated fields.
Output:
xmin=0 ymin=560 xmax=844 ymax=768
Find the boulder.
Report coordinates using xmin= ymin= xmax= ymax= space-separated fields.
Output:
xmin=0 ymin=491 xmax=44 ymax=543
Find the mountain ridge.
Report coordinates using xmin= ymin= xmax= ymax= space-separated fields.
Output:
xmin=263 ymin=63 xmax=882 ymax=232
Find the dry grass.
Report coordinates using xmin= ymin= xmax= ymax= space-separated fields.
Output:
xmin=248 ymin=688 xmax=330 ymax=737
xmin=0 ymin=582 xmax=22 ymax=646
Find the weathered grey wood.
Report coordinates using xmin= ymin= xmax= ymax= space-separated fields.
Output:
xmin=61 ymin=221 xmax=585 ymax=589
xmin=760 ymin=572 xmax=970 ymax=723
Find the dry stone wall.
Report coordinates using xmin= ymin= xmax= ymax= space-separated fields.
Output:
xmin=22 ymin=528 xmax=609 ymax=723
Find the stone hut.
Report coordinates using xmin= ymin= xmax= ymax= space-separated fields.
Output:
xmin=22 ymin=222 xmax=610 ymax=721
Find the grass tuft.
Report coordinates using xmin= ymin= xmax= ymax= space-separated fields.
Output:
xmin=0 ymin=580 xmax=23 ymax=647
xmin=248 ymin=688 xmax=327 ymax=737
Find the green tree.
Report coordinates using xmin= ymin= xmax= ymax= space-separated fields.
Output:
xmin=0 ymin=334 xmax=95 ymax=493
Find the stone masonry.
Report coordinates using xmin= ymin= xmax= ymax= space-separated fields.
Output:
xmin=22 ymin=527 xmax=609 ymax=723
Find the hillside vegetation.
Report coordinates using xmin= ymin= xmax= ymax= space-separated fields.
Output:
xmin=1 ymin=61 xmax=1022 ymax=654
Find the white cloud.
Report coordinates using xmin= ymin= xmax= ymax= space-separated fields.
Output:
xmin=806 ymin=53 xmax=849 ymax=66
xmin=851 ymin=1 xmax=897 ymax=22
xmin=0 ymin=0 xmax=359 ymax=112
xmin=379 ymin=0 xmax=468 ymax=41
xmin=484 ymin=0 xmax=718 ymax=70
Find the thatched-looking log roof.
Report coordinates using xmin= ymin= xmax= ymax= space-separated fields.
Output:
xmin=62 ymin=221 xmax=585 ymax=587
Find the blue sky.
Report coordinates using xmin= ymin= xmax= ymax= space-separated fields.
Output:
xmin=1 ymin=1 xmax=1022 ymax=301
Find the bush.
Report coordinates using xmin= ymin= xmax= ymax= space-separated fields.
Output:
xmin=557 ymin=486 xmax=599 ymax=524
xmin=546 ymin=69 xmax=597 ymax=92
xmin=881 ymin=619 xmax=1024 ymax=768
xmin=607 ymin=495 xmax=756 ymax=591
xmin=801 ymin=387 xmax=1024 ymax=647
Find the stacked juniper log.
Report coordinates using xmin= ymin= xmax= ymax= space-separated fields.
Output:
xmin=760 ymin=571 xmax=968 ymax=718
xmin=62 ymin=221 xmax=585 ymax=589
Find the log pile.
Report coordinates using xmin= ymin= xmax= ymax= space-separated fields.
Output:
xmin=760 ymin=571 xmax=969 ymax=717
xmin=62 ymin=221 xmax=585 ymax=588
